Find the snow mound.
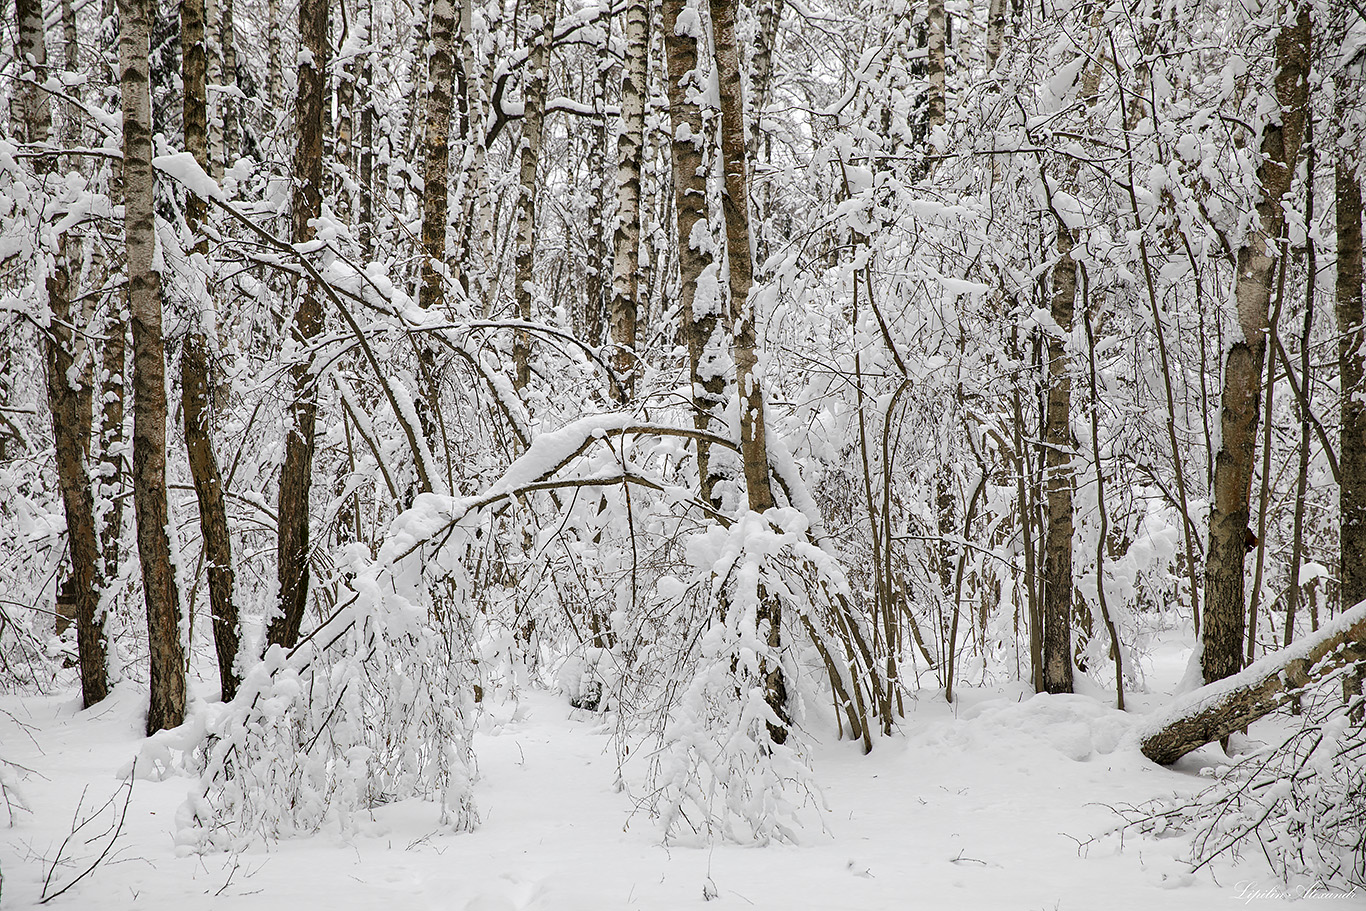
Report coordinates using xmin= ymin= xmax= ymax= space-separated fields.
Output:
xmin=948 ymin=693 xmax=1136 ymax=762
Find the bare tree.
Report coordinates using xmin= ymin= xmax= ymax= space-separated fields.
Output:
xmin=16 ymin=0 xmax=109 ymax=708
xmin=419 ymin=0 xmax=459 ymax=310
xmin=269 ymin=0 xmax=331 ymax=649
xmin=182 ymin=0 xmax=241 ymax=700
xmin=710 ymin=0 xmax=787 ymax=742
xmin=1202 ymin=0 xmax=1310 ymax=686
xmin=121 ymin=0 xmax=187 ymax=732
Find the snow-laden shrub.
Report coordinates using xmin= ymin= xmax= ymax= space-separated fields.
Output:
xmin=1123 ymin=665 xmax=1366 ymax=890
xmin=176 ymin=510 xmax=482 ymax=852
xmin=648 ymin=508 xmax=829 ymax=845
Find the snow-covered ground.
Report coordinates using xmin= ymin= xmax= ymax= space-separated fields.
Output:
xmin=0 ymin=636 xmax=1316 ymax=910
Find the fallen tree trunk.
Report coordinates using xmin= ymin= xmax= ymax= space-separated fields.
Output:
xmin=1138 ymin=601 xmax=1366 ymax=765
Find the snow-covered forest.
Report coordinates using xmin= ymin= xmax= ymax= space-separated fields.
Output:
xmin=1 ymin=0 xmax=1364 ymax=904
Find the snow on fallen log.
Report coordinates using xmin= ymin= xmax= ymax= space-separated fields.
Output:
xmin=1136 ymin=601 xmax=1366 ymax=765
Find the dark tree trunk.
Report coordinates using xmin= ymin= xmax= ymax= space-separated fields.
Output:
xmin=269 ymin=0 xmax=330 ymax=649
xmin=182 ymin=0 xmax=241 ymax=700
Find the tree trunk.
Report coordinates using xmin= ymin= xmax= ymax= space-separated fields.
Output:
xmin=17 ymin=0 xmax=110 ymax=709
xmin=662 ymin=0 xmax=721 ymax=506
xmin=512 ymin=0 xmax=555 ymax=390
xmin=358 ymin=0 xmax=375 ymax=257
xmin=206 ymin=0 xmax=224 ymax=179
xmin=609 ymin=0 xmax=648 ymax=399
xmin=1041 ymin=224 xmax=1076 ymax=694
xmin=182 ymin=0 xmax=241 ymax=701
xmin=1140 ymin=602 xmax=1366 ymax=765
xmin=419 ymin=0 xmax=458 ymax=310
xmin=1202 ymin=1 xmax=1309 ymax=687
xmin=121 ymin=0 xmax=187 ymax=733
xmin=1337 ymin=82 xmax=1365 ymax=622
xmin=710 ymin=0 xmax=787 ymax=744
xmin=926 ymin=0 xmax=946 ymax=131
xmin=268 ymin=0 xmax=283 ymax=112
xmin=220 ymin=0 xmax=238 ymax=166
xmin=985 ymin=0 xmax=1007 ymax=70
xmin=583 ymin=44 xmax=610 ymax=345
xmin=269 ymin=0 xmax=330 ymax=649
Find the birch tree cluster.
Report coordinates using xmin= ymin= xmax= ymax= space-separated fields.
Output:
xmin=1 ymin=0 xmax=1363 ymax=883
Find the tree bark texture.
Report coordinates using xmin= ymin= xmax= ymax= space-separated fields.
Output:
xmin=662 ymin=0 xmax=722 ymax=506
xmin=512 ymin=0 xmax=555 ymax=390
xmin=121 ymin=0 xmax=187 ymax=733
xmin=17 ymin=0 xmax=110 ymax=708
xmin=610 ymin=0 xmax=649 ymax=399
xmin=1337 ymin=90 xmax=1365 ymax=614
xmin=710 ymin=0 xmax=787 ymax=744
xmin=269 ymin=0 xmax=330 ymax=649
xmin=1202 ymin=2 xmax=1309 ymax=687
xmin=419 ymin=0 xmax=458 ymax=310
xmin=182 ymin=0 xmax=241 ymax=701
xmin=1042 ymin=225 xmax=1076 ymax=694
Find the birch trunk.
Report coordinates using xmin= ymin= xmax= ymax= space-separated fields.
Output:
xmin=710 ymin=0 xmax=787 ymax=743
xmin=220 ymin=0 xmax=238 ymax=166
xmin=419 ymin=0 xmax=458 ymax=309
xmin=985 ymin=0 xmax=1006 ymax=70
xmin=609 ymin=0 xmax=648 ymax=399
xmin=512 ymin=0 xmax=555 ymax=389
xmin=662 ymin=0 xmax=721 ymax=505
xmin=1202 ymin=1 xmax=1310 ymax=686
xmin=268 ymin=0 xmax=283 ymax=112
xmin=1336 ymin=79 xmax=1365 ymax=619
xmin=926 ymin=0 xmax=946 ymax=130
xmin=120 ymin=0 xmax=186 ymax=733
xmin=182 ymin=0 xmax=241 ymax=701
xmin=17 ymin=0 xmax=109 ymax=708
xmin=269 ymin=0 xmax=330 ymax=649
xmin=205 ymin=0 xmax=224 ymax=178
xmin=1041 ymin=224 xmax=1076 ymax=694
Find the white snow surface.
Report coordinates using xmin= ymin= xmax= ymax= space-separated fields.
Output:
xmin=0 ymin=635 xmax=1295 ymax=910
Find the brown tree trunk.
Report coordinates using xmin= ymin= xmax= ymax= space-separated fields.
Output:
xmin=269 ymin=0 xmax=330 ymax=649
xmin=18 ymin=0 xmax=110 ymax=708
xmin=1041 ymin=224 xmax=1076 ymax=694
xmin=1337 ymin=83 xmax=1365 ymax=622
xmin=1202 ymin=1 xmax=1310 ymax=686
xmin=662 ymin=0 xmax=721 ymax=506
xmin=121 ymin=0 xmax=187 ymax=733
xmin=182 ymin=0 xmax=241 ymax=700
xmin=609 ymin=0 xmax=648 ymax=399
xmin=710 ymin=0 xmax=787 ymax=743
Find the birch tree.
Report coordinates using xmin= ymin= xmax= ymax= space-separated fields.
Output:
xmin=609 ymin=0 xmax=648 ymax=399
xmin=16 ymin=0 xmax=109 ymax=708
xmin=662 ymin=0 xmax=722 ymax=505
xmin=710 ymin=0 xmax=787 ymax=742
xmin=269 ymin=0 xmax=331 ymax=649
xmin=512 ymin=0 xmax=555 ymax=390
xmin=182 ymin=0 xmax=241 ymax=699
xmin=1202 ymin=0 xmax=1310 ymax=686
xmin=121 ymin=0 xmax=186 ymax=732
